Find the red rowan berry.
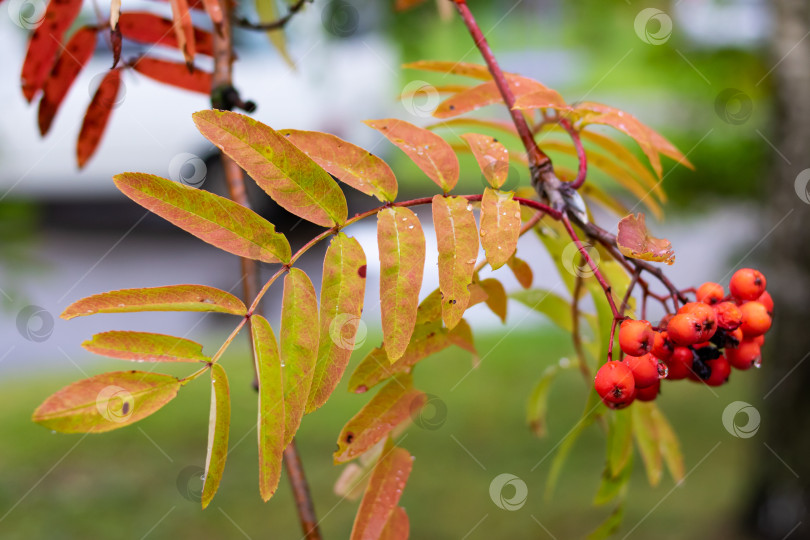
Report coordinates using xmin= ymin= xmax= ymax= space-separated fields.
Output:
xmin=705 ymin=356 xmax=731 ymax=386
xmin=726 ymin=340 xmax=761 ymax=370
xmin=696 ymin=282 xmax=725 ymax=305
xmin=740 ymin=301 xmax=772 ymax=337
xmin=713 ymin=301 xmax=742 ymax=331
xmin=752 ymin=334 xmax=766 ymax=346
xmin=618 ymin=319 xmax=654 ymax=356
xmin=657 ymin=313 xmax=673 ymax=330
xmin=727 ymin=327 xmax=744 ymax=348
xmin=636 ymin=379 xmax=660 ymax=402
xmin=678 ymin=303 xmax=717 ymax=341
xmin=757 ymin=291 xmax=774 ymax=315
xmin=594 ymin=361 xmax=635 ymax=405
xmin=652 ymin=331 xmax=674 ymax=361
xmin=604 ymin=387 xmax=637 ymax=409
xmin=667 ymin=313 xmax=703 ymax=346
xmin=624 ymin=354 xmax=660 ymax=389
xmin=665 ymin=346 xmax=694 ymax=380
xmin=730 ymin=268 xmax=766 ymax=302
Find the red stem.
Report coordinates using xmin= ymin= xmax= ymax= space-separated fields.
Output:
xmin=558 ymin=118 xmax=587 ymax=189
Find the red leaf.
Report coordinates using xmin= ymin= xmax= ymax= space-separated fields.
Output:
xmin=20 ymin=0 xmax=84 ymax=102
xmin=118 ymin=12 xmax=214 ymax=56
xmin=350 ymin=440 xmax=414 ymax=540
xmin=169 ymin=0 xmax=196 ymax=65
xmin=77 ymin=68 xmax=122 ymax=169
xmin=133 ymin=57 xmax=212 ymax=94
xmin=61 ymin=284 xmax=247 ymax=319
xmin=110 ymin=26 xmax=122 ymax=69
xmin=616 ymin=213 xmax=675 ymax=265
xmin=37 ymin=26 xmax=98 ymax=136
xmin=402 ymin=60 xmax=493 ymax=81
xmin=395 ymin=0 xmax=428 ymax=11
xmin=365 ymin=118 xmax=459 ymax=192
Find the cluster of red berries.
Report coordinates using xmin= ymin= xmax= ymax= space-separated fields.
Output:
xmin=594 ymin=268 xmax=773 ymax=409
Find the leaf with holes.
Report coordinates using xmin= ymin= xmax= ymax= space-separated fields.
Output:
xmin=193 ymin=110 xmax=347 ymax=227
xmin=202 ymin=363 xmax=229 ymax=508
xmin=335 ymin=375 xmax=424 ymax=464
xmin=114 ymin=172 xmax=291 ymax=263
xmin=281 ymin=129 xmax=398 ymax=202
xmin=280 ymin=268 xmax=319 ymax=446
xmin=77 ymin=68 xmax=121 ymax=169
xmin=616 ymin=213 xmax=674 ymax=265
xmin=433 ymin=195 xmax=478 ymax=329
xmin=133 ymin=57 xmax=212 ymax=94
xmin=350 ymin=439 xmax=414 ymax=540
xmin=479 ymin=188 xmax=520 ymax=270
xmin=62 ymin=284 xmax=246 ymax=319
xmin=365 ymin=118 xmax=459 ymax=192
xmin=118 ymin=12 xmax=214 ymax=56
xmin=377 ymin=207 xmax=426 ymax=362
xmin=20 ymin=0 xmax=84 ymax=102
xmin=462 ymin=133 xmax=510 ymax=189
xmin=82 ymin=331 xmax=209 ymax=363
xmin=38 ymin=26 xmax=97 ymax=136
xmin=32 ymin=371 xmax=181 ymax=433
xmin=250 ymin=314 xmax=285 ymax=501
xmin=307 ymin=233 xmax=367 ymax=414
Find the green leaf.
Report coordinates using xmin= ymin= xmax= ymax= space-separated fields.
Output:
xmin=649 ymin=403 xmax=685 ymax=483
xmin=255 ymin=0 xmax=294 ymax=68
xmin=61 ymin=284 xmax=247 ymax=320
xmin=633 ymin=402 xmax=663 ymax=487
xmin=379 ymin=506 xmax=410 ymax=540
xmin=512 ymin=288 xmax=573 ymax=333
xmin=535 ymin=221 xmax=576 ymax=294
xmin=587 ymin=503 xmax=625 ymax=540
xmin=192 ymin=110 xmax=347 ymax=227
xmin=202 ymin=363 xmax=230 ymax=509
xmin=280 ymin=268 xmax=319 ymax=446
xmin=461 ymin=133 xmax=510 ymax=189
xmin=432 ymin=195 xmax=478 ymax=329
xmin=594 ymin=453 xmax=633 ymax=506
xmin=250 ymin=315 xmax=285 ymax=502
xmin=350 ymin=440 xmax=414 ymax=540
xmin=606 ymin=408 xmax=634 ymax=478
xmin=365 ymin=118 xmax=459 ymax=192
xmin=307 ymin=234 xmax=367 ymax=414
xmin=480 ymin=188 xmax=520 ymax=270
xmin=32 ymin=371 xmax=181 ymax=433
xmin=526 ymin=365 xmax=560 ymax=438
xmin=377 ymin=207 xmax=426 ymax=362
xmin=506 ymin=255 xmax=533 ymax=289
xmin=335 ymin=375 xmax=425 ymax=464
xmin=82 ymin=331 xmax=209 ymax=363
xmin=114 ymin=173 xmax=291 ymax=263
xmin=479 ymin=278 xmax=507 ymax=323
xmin=281 ymin=129 xmax=398 ymax=202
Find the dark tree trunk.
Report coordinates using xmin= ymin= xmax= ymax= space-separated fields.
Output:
xmin=743 ymin=0 xmax=810 ymax=538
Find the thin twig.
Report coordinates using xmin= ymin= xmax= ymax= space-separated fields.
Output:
xmin=235 ymin=0 xmax=309 ymax=31
xmin=558 ymin=118 xmax=587 ymax=189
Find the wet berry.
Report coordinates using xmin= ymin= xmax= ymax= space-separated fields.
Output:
xmin=714 ymin=301 xmax=742 ymax=331
xmin=730 ymin=268 xmax=766 ymax=302
xmin=652 ymin=331 xmax=674 ymax=361
xmin=726 ymin=340 xmax=761 ymax=370
xmin=665 ymin=346 xmax=694 ymax=380
xmin=636 ymin=379 xmax=660 ymax=402
xmin=667 ymin=313 xmax=703 ymax=346
xmin=618 ymin=319 xmax=654 ymax=356
xmin=696 ymin=282 xmax=725 ymax=305
xmin=594 ymin=361 xmax=635 ymax=405
xmin=740 ymin=301 xmax=772 ymax=337
xmin=624 ymin=354 xmax=660 ymax=389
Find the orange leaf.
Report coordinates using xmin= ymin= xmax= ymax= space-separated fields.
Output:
xmin=133 ymin=57 xmax=212 ymax=94
xmin=169 ymin=0 xmax=196 ymax=65
xmin=479 ymin=188 xmax=521 ymax=270
xmin=114 ymin=172 xmax=291 ymax=263
xmin=433 ymin=75 xmax=547 ymax=119
xmin=335 ymin=375 xmax=424 ymax=464
xmin=20 ymin=0 xmax=84 ymax=102
xmin=377 ymin=207 xmax=426 ymax=362
xmin=507 ymin=255 xmax=533 ymax=289
xmin=379 ymin=507 xmax=409 ymax=540
xmin=201 ymin=0 xmax=223 ymax=26
xmin=38 ymin=26 xmax=98 ymax=136
xmin=365 ymin=118 xmax=459 ymax=192
xmin=395 ymin=0 xmax=428 ymax=11
xmin=76 ymin=68 xmax=121 ymax=168
xmin=511 ymin=87 xmax=571 ymax=113
xmin=616 ymin=213 xmax=675 ymax=265
xmin=281 ymin=129 xmax=398 ymax=202
xmin=61 ymin=284 xmax=246 ymax=319
xmin=82 ymin=331 xmax=209 ymax=362
xmin=461 ymin=133 xmax=510 ymax=189
xmin=307 ymin=234 xmax=367 ymax=414
xmin=479 ymin=278 xmax=507 ymax=323
xmin=32 ymin=371 xmax=180 ymax=433
xmin=350 ymin=440 xmax=414 ymax=539
xmin=432 ymin=195 xmax=478 ymax=329
xmin=118 ymin=12 xmax=214 ymax=56
xmin=402 ymin=60 xmax=493 ymax=81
